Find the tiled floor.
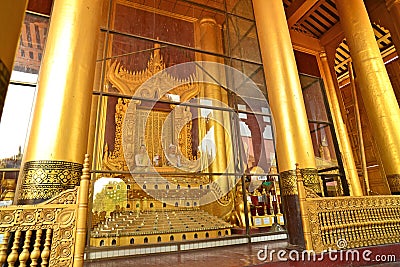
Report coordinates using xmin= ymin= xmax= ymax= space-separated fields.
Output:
xmin=84 ymin=241 xmax=288 ymax=267
xmin=85 ymin=241 xmax=400 ymax=267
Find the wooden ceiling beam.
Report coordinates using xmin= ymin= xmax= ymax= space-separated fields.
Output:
xmin=290 ymin=29 xmax=322 ymax=54
xmin=319 ymin=21 xmax=344 ymax=46
xmin=286 ymin=0 xmax=320 ymax=28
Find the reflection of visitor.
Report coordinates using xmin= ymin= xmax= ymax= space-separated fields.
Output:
xmin=319 ymin=136 xmax=331 ymax=161
xmin=153 ymin=154 xmax=160 ymax=167
xmin=135 ymin=145 xmax=150 ymax=171
xmin=248 ymin=166 xmax=264 ymax=193
xmin=166 ymin=144 xmax=181 ymax=167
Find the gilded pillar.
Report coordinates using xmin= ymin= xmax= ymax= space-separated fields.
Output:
xmin=198 ymin=18 xmax=228 ymax=175
xmin=318 ymin=52 xmax=363 ymax=196
xmin=336 ymin=0 xmax=400 ymax=194
xmin=252 ymin=0 xmax=319 ymax=248
xmin=15 ymin=0 xmax=103 ymax=204
xmin=0 ymin=0 xmax=28 ymax=119
xmin=197 ymin=17 xmax=232 ymax=219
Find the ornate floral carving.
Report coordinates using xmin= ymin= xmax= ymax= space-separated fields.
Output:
xmin=45 ymin=188 xmax=78 ymax=205
xmin=0 ymin=189 xmax=78 ymax=267
xmin=107 ymin=44 xmax=199 ymax=101
xmin=280 ymin=170 xmax=297 ymax=196
xmin=300 ymin=168 xmax=322 ymax=195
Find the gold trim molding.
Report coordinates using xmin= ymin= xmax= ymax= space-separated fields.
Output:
xmin=280 ymin=169 xmax=298 ymax=196
xmin=281 ymin=168 xmax=321 ymax=196
xmin=387 ymin=174 xmax=400 ymax=193
xmin=17 ymin=160 xmax=82 ymax=202
xmin=301 ymin=168 xmax=322 ymax=195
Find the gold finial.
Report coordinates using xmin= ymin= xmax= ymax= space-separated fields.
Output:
xmin=81 ymin=154 xmax=90 ymax=181
xmin=295 ymin=163 xmax=303 ymax=182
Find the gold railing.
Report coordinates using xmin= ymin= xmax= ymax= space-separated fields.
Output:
xmin=297 ymin=165 xmax=400 ymax=252
xmin=0 ymin=155 xmax=90 ymax=267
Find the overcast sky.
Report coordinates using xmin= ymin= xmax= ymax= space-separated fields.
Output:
xmin=0 ymin=72 xmax=37 ymax=159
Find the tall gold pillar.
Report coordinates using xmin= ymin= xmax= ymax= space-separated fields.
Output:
xmin=336 ymin=0 xmax=400 ymax=194
xmin=197 ymin=18 xmax=233 ymax=219
xmin=318 ymin=52 xmax=363 ymax=196
xmin=15 ymin=0 xmax=103 ymax=204
xmin=0 ymin=0 xmax=28 ymax=120
xmin=198 ymin=18 xmax=228 ymax=175
xmin=252 ymin=0 xmax=319 ymax=248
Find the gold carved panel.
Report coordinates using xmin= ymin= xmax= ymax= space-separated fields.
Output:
xmin=103 ymin=45 xmax=199 ymax=172
xmin=0 ymin=188 xmax=78 ymax=267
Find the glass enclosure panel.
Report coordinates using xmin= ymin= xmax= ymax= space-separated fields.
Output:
xmin=225 ymin=15 xmax=261 ymax=63
xmin=302 ymin=76 xmax=329 ymax=122
xmin=89 ymin=0 xmax=280 ymax=248
xmin=93 ymin=32 xmax=107 ymax=92
xmin=299 ymin=74 xmax=345 ymax=196
xmin=238 ymin=112 xmax=275 ymax=175
xmin=309 ymin=122 xmax=338 ymax=169
xmin=226 ymin=0 xmax=254 ymax=20
xmin=111 ymin=0 xmax=226 ymax=53
xmin=95 ymin=94 xmax=239 ymax=174
xmin=228 ymin=59 xmax=266 ymax=95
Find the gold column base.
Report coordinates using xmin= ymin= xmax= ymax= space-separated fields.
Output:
xmin=280 ymin=167 xmax=320 ymax=248
xmin=281 ymin=168 xmax=321 ymax=196
xmin=280 ymin=169 xmax=304 ymax=248
xmin=16 ymin=160 xmax=82 ymax=204
xmin=387 ymin=174 xmax=400 ymax=194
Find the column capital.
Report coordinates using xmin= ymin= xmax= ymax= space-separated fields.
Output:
xmin=199 ymin=17 xmax=217 ymax=25
xmin=319 ymin=51 xmax=327 ymax=58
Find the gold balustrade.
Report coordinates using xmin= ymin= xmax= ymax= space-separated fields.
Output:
xmin=297 ymin=164 xmax=400 ymax=252
xmin=0 ymin=154 xmax=90 ymax=267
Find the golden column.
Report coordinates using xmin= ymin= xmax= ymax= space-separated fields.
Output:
xmin=336 ymin=0 xmax=400 ymax=194
xmin=15 ymin=0 xmax=103 ymax=204
xmin=318 ymin=52 xmax=363 ymax=196
xmin=198 ymin=17 xmax=232 ymax=219
xmin=0 ymin=0 xmax=28 ymax=119
xmin=198 ymin=18 xmax=228 ymax=175
xmin=252 ymin=0 xmax=319 ymax=248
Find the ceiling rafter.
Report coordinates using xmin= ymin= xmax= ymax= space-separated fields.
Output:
xmin=286 ymin=0 xmax=320 ymax=28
